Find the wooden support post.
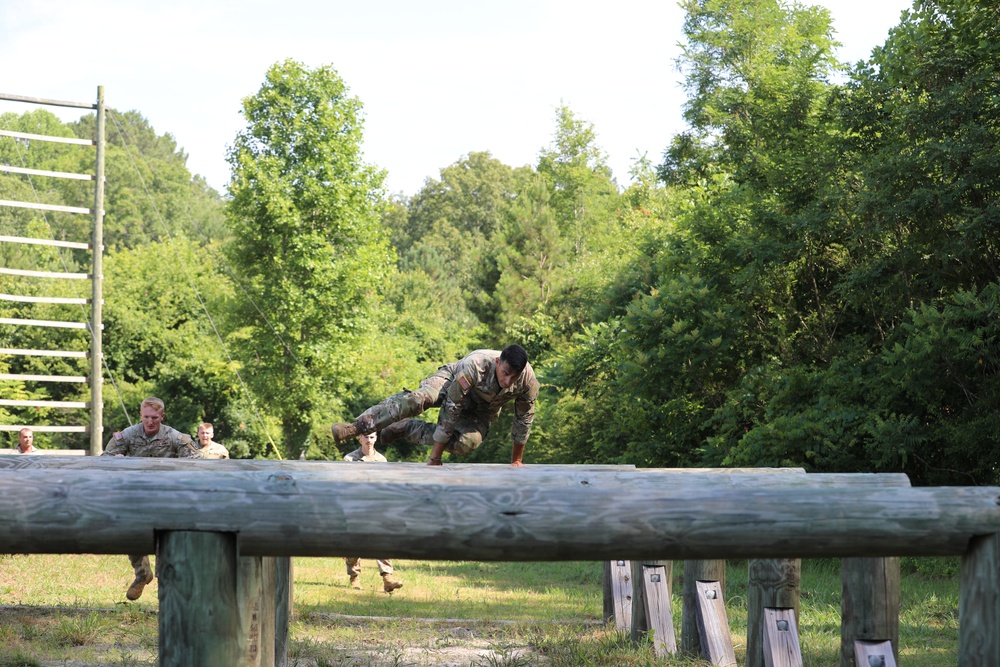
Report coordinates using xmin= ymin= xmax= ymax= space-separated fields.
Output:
xmin=841 ymin=557 xmax=900 ymax=667
xmin=642 ymin=564 xmax=677 ymax=657
xmin=630 ymin=560 xmax=670 ymax=643
xmin=763 ymin=607 xmax=803 ymax=667
xmin=854 ymin=640 xmax=897 ymax=667
xmin=695 ymin=580 xmax=736 ymax=666
xmin=748 ymin=558 xmax=801 ymax=667
xmin=605 ymin=559 xmax=632 ymax=630
xmin=959 ymin=532 xmax=1000 ymax=665
xmin=682 ymin=560 xmax=726 ymax=655
xmin=158 ymin=530 xmax=240 ymax=667
xmin=274 ymin=556 xmax=292 ymax=667
xmin=603 ymin=561 xmax=613 ymax=624
xmin=238 ymin=556 xmax=263 ymax=667
xmin=259 ymin=557 xmax=277 ymax=667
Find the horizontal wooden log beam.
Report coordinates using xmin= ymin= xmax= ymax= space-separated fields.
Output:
xmin=0 ymin=467 xmax=978 ymax=560
xmin=0 ymin=457 xmax=903 ymax=490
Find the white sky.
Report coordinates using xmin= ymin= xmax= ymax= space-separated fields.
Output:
xmin=0 ymin=0 xmax=912 ymax=197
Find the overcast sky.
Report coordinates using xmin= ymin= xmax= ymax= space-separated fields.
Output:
xmin=1 ymin=0 xmax=913 ymax=197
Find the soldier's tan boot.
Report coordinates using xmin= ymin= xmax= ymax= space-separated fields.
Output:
xmin=349 ymin=575 xmax=361 ymax=589
xmin=331 ymin=422 xmax=359 ymax=442
xmin=126 ymin=569 xmax=154 ymax=601
xmin=382 ymin=574 xmax=403 ymax=594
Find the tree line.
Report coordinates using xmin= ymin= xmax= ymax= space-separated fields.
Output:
xmin=1 ymin=0 xmax=996 ymax=484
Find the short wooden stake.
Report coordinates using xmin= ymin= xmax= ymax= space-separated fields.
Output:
xmin=606 ymin=559 xmax=633 ymax=630
xmin=763 ymin=607 xmax=802 ymax=667
xmin=683 ymin=560 xmax=726 ymax=655
xmin=157 ymin=530 xmax=240 ymax=666
xmin=854 ymin=640 xmax=897 ymax=667
xmin=259 ymin=557 xmax=277 ymax=667
xmin=631 ymin=560 xmax=671 ymax=644
xmin=642 ymin=564 xmax=677 ymax=656
xmin=748 ymin=559 xmax=801 ymax=667
xmin=695 ymin=580 xmax=736 ymax=666
xmin=274 ymin=556 xmax=292 ymax=667
xmin=238 ymin=556 xmax=263 ymax=667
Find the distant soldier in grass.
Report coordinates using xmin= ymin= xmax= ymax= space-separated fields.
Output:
xmin=341 ymin=430 xmax=404 ymax=593
xmin=15 ymin=427 xmax=36 ymax=454
xmin=102 ymin=396 xmax=199 ymax=601
xmin=195 ymin=422 xmax=229 ymax=459
xmin=331 ymin=345 xmax=538 ymax=467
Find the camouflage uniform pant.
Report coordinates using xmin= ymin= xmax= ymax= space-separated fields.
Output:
xmin=356 ymin=367 xmax=490 ymax=455
xmin=129 ymin=554 xmax=152 ymax=578
xmin=345 ymin=557 xmax=394 ymax=577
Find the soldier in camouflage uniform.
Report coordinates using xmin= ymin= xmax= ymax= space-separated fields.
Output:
xmin=341 ymin=431 xmax=404 ymax=593
xmin=102 ymin=397 xmax=199 ymax=601
xmin=195 ymin=422 xmax=230 ymax=459
xmin=331 ymin=345 xmax=538 ymax=467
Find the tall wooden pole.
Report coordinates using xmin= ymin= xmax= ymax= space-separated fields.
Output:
xmin=89 ymin=85 xmax=105 ymax=456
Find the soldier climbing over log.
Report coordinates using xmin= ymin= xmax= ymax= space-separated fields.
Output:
xmin=331 ymin=345 xmax=538 ymax=466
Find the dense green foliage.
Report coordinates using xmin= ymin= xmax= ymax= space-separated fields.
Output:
xmin=3 ymin=2 xmax=999 ymax=482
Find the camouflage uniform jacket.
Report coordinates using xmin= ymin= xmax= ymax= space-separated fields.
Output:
xmin=343 ymin=448 xmax=387 ymax=463
xmin=102 ymin=423 xmax=198 ymax=458
xmin=199 ymin=440 xmax=230 ymax=459
xmin=434 ymin=349 xmax=539 ymax=446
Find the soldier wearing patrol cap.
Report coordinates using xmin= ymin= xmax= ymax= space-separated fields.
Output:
xmin=102 ymin=396 xmax=199 ymax=600
xmin=331 ymin=344 xmax=538 ymax=467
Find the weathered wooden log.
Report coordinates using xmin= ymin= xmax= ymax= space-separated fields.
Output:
xmin=0 ymin=456 xmax=899 ymax=488
xmin=0 ymin=468 xmax=994 ymax=559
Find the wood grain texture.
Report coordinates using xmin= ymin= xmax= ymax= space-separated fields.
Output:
xmin=631 ymin=560 xmax=670 ymax=641
xmin=683 ymin=560 xmax=727 ymax=656
xmin=237 ymin=556 xmax=263 ymax=667
xmin=158 ymin=530 xmax=240 ymax=667
xmin=609 ymin=559 xmax=633 ymax=630
xmin=642 ymin=564 xmax=677 ymax=657
xmin=695 ymin=580 xmax=736 ymax=666
xmin=748 ymin=559 xmax=801 ymax=667
xmin=853 ymin=640 xmax=897 ymax=667
xmin=841 ymin=558 xmax=900 ymax=667
xmin=0 ymin=469 xmax=994 ymax=559
xmin=762 ymin=607 xmax=803 ymax=667
xmin=959 ymin=533 xmax=1000 ymax=666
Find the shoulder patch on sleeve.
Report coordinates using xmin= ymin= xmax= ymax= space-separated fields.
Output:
xmin=114 ymin=431 xmax=123 ymax=441
xmin=457 ymin=375 xmax=472 ymax=392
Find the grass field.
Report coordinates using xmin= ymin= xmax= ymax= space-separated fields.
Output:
xmin=0 ymin=554 xmax=960 ymax=666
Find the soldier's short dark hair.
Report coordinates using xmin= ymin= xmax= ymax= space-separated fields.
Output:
xmin=500 ymin=344 xmax=528 ymax=374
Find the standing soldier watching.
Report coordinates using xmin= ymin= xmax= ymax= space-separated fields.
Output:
xmin=102 ymin=396 xmax=199 ymax=600
xmin=331 ymin=345 xmax=538 ymax=467
xmin=15 ymin=427 xmax=36 ymax=454
xmin=341 ymin=431 xmax=404 ymax=593
xmin=195 ymin=422 xmax=230 ymax=459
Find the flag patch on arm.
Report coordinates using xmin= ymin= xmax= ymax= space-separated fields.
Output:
xmin=114 ymin=431 xmax=123 ymax=441
xmin=457 ymin=376 xmax=472 ymax=392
